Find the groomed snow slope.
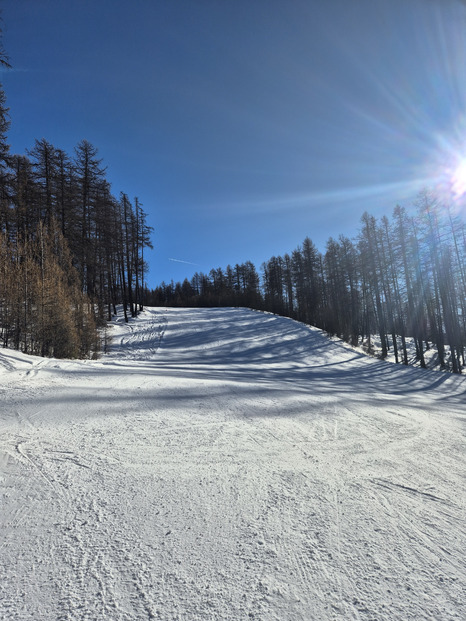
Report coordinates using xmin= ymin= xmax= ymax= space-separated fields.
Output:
xmin=1 ymin=307 xmax=465 ymax=621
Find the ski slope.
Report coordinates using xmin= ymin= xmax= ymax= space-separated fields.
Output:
xmin=1 ymin=307 xmax=465 ymax=621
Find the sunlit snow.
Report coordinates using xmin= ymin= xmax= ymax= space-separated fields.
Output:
xmin=1 ymin=307 xmax=465 ymax=620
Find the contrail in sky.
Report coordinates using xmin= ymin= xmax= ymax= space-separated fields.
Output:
xmin=168 ymin=258 xmax=199 ymax=266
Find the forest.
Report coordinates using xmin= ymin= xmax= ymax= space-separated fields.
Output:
xmin=0 ymin=35 xmax=465 ymax=372
xmin=148 ymin=197 xmax=466 ymax=374
xmin=0 ymin=83 xmax=153 ymax=357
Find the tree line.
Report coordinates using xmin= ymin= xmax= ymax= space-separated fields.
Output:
xmin=0 ymin=79 xmax=153 ymax=357
xmin=147 ymin=261 xmax=261 ymax=309
xmin=148 ymin=195 xmax=465 ymax=373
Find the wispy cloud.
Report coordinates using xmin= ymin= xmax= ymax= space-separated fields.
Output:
xmin=168 ymin=257 xmax=199 ymax=266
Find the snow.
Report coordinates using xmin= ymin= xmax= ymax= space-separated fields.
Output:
xmin=1 ymin=306 xmax=465 ymax=621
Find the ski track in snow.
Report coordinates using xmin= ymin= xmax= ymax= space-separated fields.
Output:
xmin=0 ymin=307 xmax=465 ymax=621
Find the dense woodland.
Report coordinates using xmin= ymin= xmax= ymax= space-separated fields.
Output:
xmin=0 ymin=65 xmax=153 ymax=357
xmin=148 ymin=197 xmax=466 ymax=374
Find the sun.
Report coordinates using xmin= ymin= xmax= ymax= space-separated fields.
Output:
xmin=450 ymin=157 xmax=466 ymax=199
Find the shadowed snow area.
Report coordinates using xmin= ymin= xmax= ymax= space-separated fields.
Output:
xmin=1 ymin=307 xmax=465 ymax=621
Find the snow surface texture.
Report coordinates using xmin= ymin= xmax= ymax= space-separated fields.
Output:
xmin=1 ymin=307 xmax=465 ymax=621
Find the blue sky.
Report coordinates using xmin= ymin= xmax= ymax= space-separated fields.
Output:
xmin=2 ymin=0 xmax=466 ymax=286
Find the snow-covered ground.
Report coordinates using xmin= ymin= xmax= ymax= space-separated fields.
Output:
xmin=1 ymin=307 xmax=465 ymax=621
xmin=355 ymin=333 xmax=460 ymax=373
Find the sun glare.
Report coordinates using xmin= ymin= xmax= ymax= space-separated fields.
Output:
xmin=451 ymin=157 xmax=466 ymax=198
